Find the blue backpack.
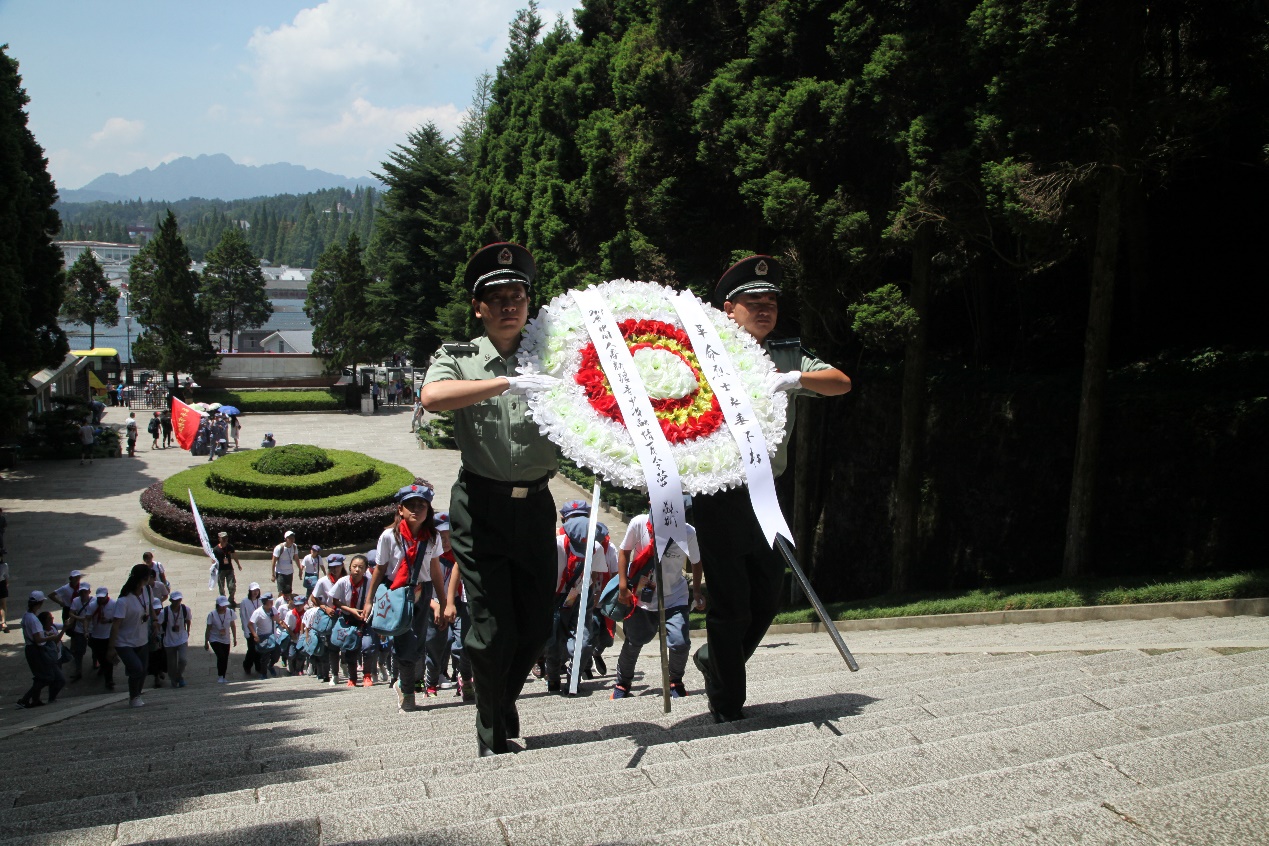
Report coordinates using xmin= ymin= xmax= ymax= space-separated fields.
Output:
xmin=329 ymin=618 xmax=359 ymax=652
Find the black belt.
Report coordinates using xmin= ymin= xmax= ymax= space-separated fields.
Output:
xmin=460 ymin=469 xmax=553 ymax=499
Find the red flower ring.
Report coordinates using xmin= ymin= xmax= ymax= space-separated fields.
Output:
xmin=575 ymin=318 xmax=724 ymax=444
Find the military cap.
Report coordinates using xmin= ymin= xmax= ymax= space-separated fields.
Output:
xmin=465 ymin=242 xmax=536 ymax=298
xmin=714 ymin=255 xmax=782 ymax=306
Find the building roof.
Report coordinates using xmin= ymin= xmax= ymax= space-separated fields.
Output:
xmin=260 ymin=330 xmax=315 ymax=354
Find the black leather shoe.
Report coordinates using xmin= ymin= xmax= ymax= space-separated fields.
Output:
xmin=709 ymin=703 xmax=745 ymax=724
xmin=593 ymin=654 xmax=607 ymax=675
xmin=477 ymin=736 xmax=498 ymax=758
xmin=504 ymin=704 xmax=520 ymax=739
xmin=692 ymin=648 xmax=719 ymax=701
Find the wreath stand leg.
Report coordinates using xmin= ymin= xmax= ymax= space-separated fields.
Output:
xmin=654 ymin=541 xmax=674 ymax=714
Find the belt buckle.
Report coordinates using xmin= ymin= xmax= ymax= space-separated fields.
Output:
xmin=510 ymin=486 xmax=528 ymax=499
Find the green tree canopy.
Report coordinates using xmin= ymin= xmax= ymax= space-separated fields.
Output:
xmin=306 ymin=233 xmax=380 ymax=372
xmin=0 ymin=45 xmax=67 ymax=431
xmin=61 ymin=250 xmax=119 ymax=348
xmin=128 ymin=210 xmax=217 ymax=379
xmin=201 ymin=226 xmax=272 ymax=350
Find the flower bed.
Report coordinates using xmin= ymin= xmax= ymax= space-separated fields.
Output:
xmin=206 ymin=450 xmax=379 ymax=500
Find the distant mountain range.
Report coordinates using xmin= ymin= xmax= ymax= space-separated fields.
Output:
xmin=61 ymin=154 xmax=384 ymax=203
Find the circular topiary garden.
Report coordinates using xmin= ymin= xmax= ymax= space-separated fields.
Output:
xmin=141 ymin=444 xmax=415 ymax=549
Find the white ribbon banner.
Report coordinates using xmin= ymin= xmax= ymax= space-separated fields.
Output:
xmin=188 ymin=488 xmax=219 ymax=590
xmin=571 ymin=288 xmax=689 ymax=557
xmin=672 ymin=292 xmax=793 ymax=548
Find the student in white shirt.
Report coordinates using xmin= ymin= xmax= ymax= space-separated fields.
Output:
xmin=204 ymin=595 xmax=237 ymax=683
xmin=17 ymin=591 xmax=65 ymax=708
xmin=248 ymin=594 xmax=279 ymax=679
xmin=611 ymin=512 xmax=703 ymax=701
xmin=87 ymin=587 xmax=116 ymax=690
xmin=162 ymin=592 xmax=191 ymax=688
xmin=271 ymin=531 xmax=299 ymax=596
xmin=65 ymin=582 xmax=94 ymax=682
xmin=238 ymin=583 xmax=263 ymax=677
xmin=109 ymin=564 xmax=155 ymax=707
xmin=301 ymin=545 xmax=325 ymax=597
xmin=332 ymin=555 xmax=379 ymax=689
xmin=310 ymin=557 xmax=344 ymax=684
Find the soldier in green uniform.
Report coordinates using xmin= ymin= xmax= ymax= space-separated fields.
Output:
xmin=692 ymin=255 xmax=852 ymax=722
xmin=419 ymin=242 xmax=560 ymax=757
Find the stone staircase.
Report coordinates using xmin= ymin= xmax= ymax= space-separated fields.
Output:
xmin=1 ymin=633 xmax=1266 ymax=845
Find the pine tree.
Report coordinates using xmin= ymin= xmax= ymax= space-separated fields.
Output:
xmin=127 ymin=210 xmax=216 ymax=382
xmin=61 ymin=250 xmax=120 ymax=348
xmin=0 ymin=45 xmax=67 ymax=431
xmin=201 ymin=226 xmax=272 ymax=351
xmin=306 ymin=233 xmax=381 ymax=371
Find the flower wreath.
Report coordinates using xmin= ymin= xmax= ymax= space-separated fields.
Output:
xmin=518 ymin=279 xmax=787 ymax=494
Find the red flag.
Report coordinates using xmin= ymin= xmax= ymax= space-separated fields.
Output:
xmin=171 ymin=396 xmax=204 ymax=451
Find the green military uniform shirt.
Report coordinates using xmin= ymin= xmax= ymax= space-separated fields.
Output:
xmin=764 ymin=338 xmax=832 ymax=478
xmin=423 ymin=335 xmax=559 ymax=482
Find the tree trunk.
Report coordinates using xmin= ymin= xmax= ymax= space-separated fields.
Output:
xmin=88 ymin=321 xmax=96 ymax=348
xmin=1062 ymin=166 xmax=1124 ymax=578
xmin=891 ymin=224 xmax=933 ymax=594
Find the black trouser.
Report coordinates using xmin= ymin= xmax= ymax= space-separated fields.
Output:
xmin=242 ymin=637 xmax=258 ymax=674
xmin=20 ymin=644 xmax=64 ymax=705
xmin=89 ymin=636 xmax=114 ymax=687
xmin=693 ymin=484 xmax=786 ymax=716
xmin=393 ymin=583 xmax=433 ymax=692
xmin=450 ymin=474 xmax=556 ymax=753
xmin=210 ymin=641 xmax=230 ymax=677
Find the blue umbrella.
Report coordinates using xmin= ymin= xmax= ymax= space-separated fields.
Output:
xmin=219 ymin=405 xmax=241 ymax=416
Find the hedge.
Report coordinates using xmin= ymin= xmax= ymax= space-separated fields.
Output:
xmin=141 ymin=481 xmax=395 ymax=549
xmin=253 ymin=444 xmax=333 ymax=476
xmin=206 ymin=450 xmax=377 ymax=500
xmin=190 ymin=388 xmax=344 ymax=412
xmin=158 ymin=451 xmax=414 ymax=519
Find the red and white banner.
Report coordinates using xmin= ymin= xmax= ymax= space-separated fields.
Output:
xmin=171 ymin=396 xmax=203 ymax=451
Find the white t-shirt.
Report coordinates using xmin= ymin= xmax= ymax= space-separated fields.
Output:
xmin=620 ymin=518 xmax=700 ymax=611
xmin=301 ymin=553 xmax=323 ymax=576
xmin=300 ymin=607 xmax=321 ymax=631
xmin=375 ymin=527 xmax=442 ymax=584
xmin=89 ymin=598 xmax=116 ymax=639
xmin=238 ymin=596 xmax=262 ymax=632
xmin=312 ymin=575 xmax=340 ymax=606
xmin=125 ymin=418 xmax=138 ymax=438
xmin=22 ymin=611 xmax=43 ymax=645
xmin=151 ymin=580 xmax=170 ymax=602
xmin=69 ymin=595 xmax=94 ymax=635
xmin=161 ymin=604 xmax=190 ymax=647
xmin=555 ymin=536 xmax=614 ymax=596
xmin=272 ymin=543 xmax=298 ymax=575
xmin=206 ymin=608 xmax=236 ymax=644
xmin=249 ymin=606 xmax=275 ymax=639
xmin=53 ymin=583 xmax=78 ymax=608
xmin=112 ymin=593 xmax=151 ymax=648
xmin=331 ymin=575 xmax=371 ymax=610
xmin=79 ymin=424 xmax=95 ymax=445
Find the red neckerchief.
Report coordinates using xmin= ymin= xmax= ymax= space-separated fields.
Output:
xmin=627 ymin=520 xmax=655 ymax=581
xmin=350 ymin=576 xmax=365 ymax=608
xmin=557 ymin=529 xmax=583 ymax=595
xmin=392 ymin=519 xmax=429 ymax=590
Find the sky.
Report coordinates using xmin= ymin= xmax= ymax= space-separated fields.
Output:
xmin=1 ymin=0 xmax=582 ymax=190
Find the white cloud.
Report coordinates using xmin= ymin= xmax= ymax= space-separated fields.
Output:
xmin=90 ymin=117 xmax=144 ymax=145
xmin=312 ymin=97 xmax=465 ymax=145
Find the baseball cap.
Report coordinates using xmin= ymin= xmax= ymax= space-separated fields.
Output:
xmin=311 ymin=544 xmax=321 ymax=552
xmin=29 ymin=590 xmax=45 ymax=602
xmin=77 ymin=582 xmax=91 ymax=592
xmin=151 ymin=598 xmax=163 ymax=609
xmin=216 ymin=596 xmax=230 ymax=607
xmin=69 ymin=570 xmax=84 ymax=579
xmin=262 ymin=592 xmax=274 ymax=601
xmin=171 ymin=591 xmax=184 ymax=602
xmin=95 ymin=587 xmax=109 ymax=597
xmin=248 ymin=581 xmax=261 ymax=592
xmin=218 ymin=531 xmax=228 ymax=539
xmin=284 ymin=530 xmax=295 ymax=538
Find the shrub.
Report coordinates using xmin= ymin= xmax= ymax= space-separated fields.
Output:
xmin=191 ymin=388 xmax=344 ymax=412
xmin=207 ymin=451 xmax=377 ymax=500
xmin=141 ymin=481 xmax=395 ymax=549
xmin=158 ymin=451 xmax=414 ymax=519
xmin=253 ymin=444 xmax=332 ymax=476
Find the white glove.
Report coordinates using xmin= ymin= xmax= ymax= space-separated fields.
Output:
xmin=765 ymin=370 xmax=802 ymax=393
xmin=504 ymin=374 xmax=561 ymax=395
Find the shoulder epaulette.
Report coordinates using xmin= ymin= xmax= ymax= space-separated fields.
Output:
xmin=440 ymin=342 xmax=479 ymax=355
